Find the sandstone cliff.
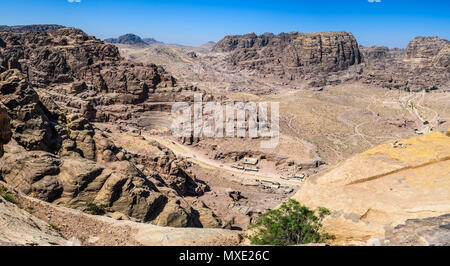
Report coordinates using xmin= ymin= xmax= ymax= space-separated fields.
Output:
xmin=360 ymin=36 xmax=450 ymax=91
xmin=292 ymin=131 xmax=450 ymax=245
xmin=213 ymin=31 xmax=362 ymax=82
xmin=406 ymin=36 xmax=450 ymax=59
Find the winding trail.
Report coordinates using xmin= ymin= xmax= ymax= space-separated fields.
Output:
xmin=143 ymin=134 xmax=303 ymax=187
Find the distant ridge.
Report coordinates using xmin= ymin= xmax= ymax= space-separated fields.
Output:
xmin=104 ymin=34 xmax=163 ymax=46
xmin=0 ymin=24 xmax=65 ymax=33
xmin=142 ymin=37 xmax=163 ymax=45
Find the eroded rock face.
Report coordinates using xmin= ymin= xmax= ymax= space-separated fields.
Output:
xmin=0 ymin=27 xmax=220 ymax=228
xmin=0 ymin=104 xmax=11 ymax=157
xmin=406 ymin=36 xmax=450 ymax=59
xmin=0 ymin=70 xmax=59 ymax=151
xmin=0 ymin=27 xmax=179 ymax=125
xmin=213 ymin=31 xmax=362 ymax=80
xmin=360 ymin=36 xmax=450 ymax=91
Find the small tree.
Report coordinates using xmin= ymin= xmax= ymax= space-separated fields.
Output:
xmin=246 ymin=199 xmax=333 ymax=246
xmin=85 ymin=203 xmax=108 ymax=215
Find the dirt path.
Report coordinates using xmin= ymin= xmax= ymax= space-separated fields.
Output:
xmin=143 ymin=135 xmax=303 ymax=187
xmin=404 ymin=90 xmax=437 ymax=134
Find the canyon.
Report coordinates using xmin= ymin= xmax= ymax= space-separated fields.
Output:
xmin=0 ymin=25 xmax=449 ymax=246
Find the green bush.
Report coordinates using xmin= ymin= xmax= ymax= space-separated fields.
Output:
xmin=2 ymin=192 xmax=16 ymax=204
xmin=85 ymin=203 xmax=108 ymax=215
xmin=0 ymin=185 xmax=17 ymax=203
xmin=246 ymin=199 xmax=333 ymax=246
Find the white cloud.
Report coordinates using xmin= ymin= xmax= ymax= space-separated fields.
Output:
xmin=68 ymin=0 xmax=82 ymax=3
xmin=368 ymin=0 xmax=381 ymax=2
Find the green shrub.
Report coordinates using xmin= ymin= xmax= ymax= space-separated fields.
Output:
xmin=85 ymin=203 xmax=108 ymax=215
xmin=246 ymin=199 xmax=333 ymax=246
xmin=423 ymin=121 xmax=429 ymax=125
xmin=2 ymin=192 xmax=16 ymax=203
xmin=0 ymin=185 xmax=16 ymax=203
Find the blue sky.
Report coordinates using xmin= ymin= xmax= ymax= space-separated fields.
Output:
xmin=1 ymin=0 xmax=449 ymax=47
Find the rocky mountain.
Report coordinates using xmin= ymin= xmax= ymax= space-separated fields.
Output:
xmin=292 ymin=130 xmax=450 ymax=245
xmin=104 ymin=33 xmax=148 ymax=46
xmin=104 ymin=34 xmax=164 ymax=46
xmin=0 ymin=24 xmax=65 ymax=33
xmin=212 ymin=31 xmax=449 ymax=91
xmin=360 ymin=36 xmax=450 ymax=91
xmin=0 ymin=27 xmax=220 ymax=229
xmin=406 ymin=36 xmax=450 ymax=59
xmin=213 ymin=31 xmax=362 ymax=82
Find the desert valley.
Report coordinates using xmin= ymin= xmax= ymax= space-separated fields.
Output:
xmin=0 ymin=23 xmax=449 ymax=246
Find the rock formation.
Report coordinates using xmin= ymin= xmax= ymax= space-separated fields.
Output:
xmin=213 ymin=31 xmax=362 ymax=83
xmin=213 ymin=31 xmax=449 ymax=91
xmin=0 ymin=105 xmax=10 ymax=157
xmin=406 ymin=36 xmax=450 ymax=59
xmin=0 ymin=24 xmax=65 ymax=33
xmin=292 ymin=131 xmax=450 ymax=245
xmin=360 ymin=36 xmax=450 ymax=91
xmin=0 ymin=27 xmax=221 ymax=229
xmin=384 ymin=214 xmax=450 ymax=246
xmin=104 ymin=34 xmax=164 ymax=46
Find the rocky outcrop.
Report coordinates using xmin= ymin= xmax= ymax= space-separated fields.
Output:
xmin=0 ymin=24 xmax=65 ymax=33
xmin=0 ymin=70 xmax=60 ymax=152
xmin=432 ymin=45 xmax=450 ymax=69
xmin=360 ymin=36 xmax=450 ymax=91
xmin=359 ymin=46 xmax=390 ymax=62
xmin=292 ymin=131 xmax=450 ymax=245
xmin=213 ymin=31 xmax=362 ymax=81
xmin=0 ymin=28 xmax=176 ymax=103
xmin=0 ymin=134 xmax=218 ymax=227
xmin=0 ymin=104 xmax=10 ymax=157
xmin=384 ymin=214 xmax=450 ymax=246
xmin=406 ymin=36 xmax=450 ymax=59
xmin=0 ymin=27 xmax=220 ymax=229
xmin=213 ymin=31 xmax=449 ymax=90
xmin=0 ymin=27 xmax=206 ymax=126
